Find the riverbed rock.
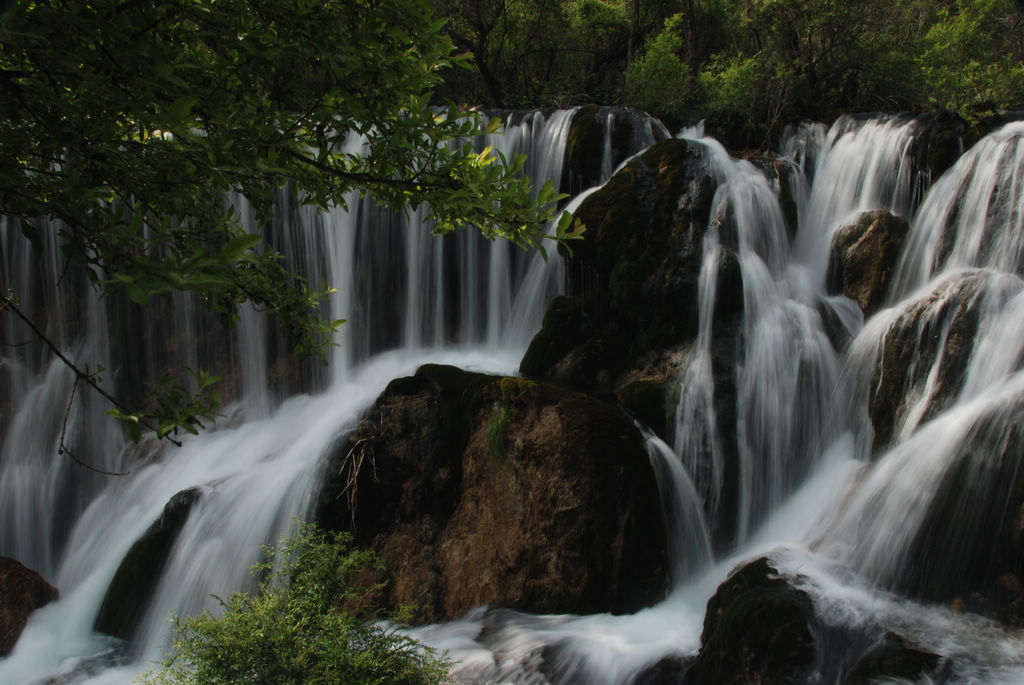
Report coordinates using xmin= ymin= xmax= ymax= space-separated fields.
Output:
xmin=894 ymin=393 xmax=1024 ymax=613
xmin=315 ymin=364 xmax=669 ymax=624
xmin=826 ymin=210 xmax=909 ymax=317
xmin=94 ymin=487 xmax=201 ymax=641
xmin=0 ymin=557 xmax=59 ymax=655
xmin=562 ymin=105 xmax=669 ymax=195
xmin=684 ymin=557 xmax=817 ymax=684
xmin=868 ymin=271 xmax=998 ymax=451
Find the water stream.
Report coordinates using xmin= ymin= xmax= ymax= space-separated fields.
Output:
xmin=5 ymin=110 xmax=1024 ymax=683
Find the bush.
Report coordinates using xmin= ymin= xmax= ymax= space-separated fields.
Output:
xmin=139 ymin=523 xmax=449 ymax=685
xmin=626 ymin=14 xmax=691 ymax=119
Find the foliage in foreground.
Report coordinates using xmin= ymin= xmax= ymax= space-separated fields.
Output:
xmin=139 ymin=523 xmax=449 ymax=685
xmin=0 ymin=0 xmax=574 ymax=443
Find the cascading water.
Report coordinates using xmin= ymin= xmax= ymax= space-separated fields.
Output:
xmin=7 ymin=107 xmax=1024 ymax=685
xmin=0 ymin=108 xmax=665 ymax=684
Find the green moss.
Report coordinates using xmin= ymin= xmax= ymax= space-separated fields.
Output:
xmin=519 ymin=296 xmax=590 ymax=378
xmin=617 ymin=379 xmax=675 ymax=439
xmin=485 ymin=404 xmax=513 ymax=461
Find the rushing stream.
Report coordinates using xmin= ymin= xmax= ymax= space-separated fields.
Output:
xmin=4 ymin=109 xmax=1024 ymax=683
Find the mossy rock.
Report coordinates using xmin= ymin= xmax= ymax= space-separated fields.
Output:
xmin=563 ymin=105 xmax=667 ymax=194
xmin=560 ymin=137 xmax=721 ymax=374
xmin=316 ymin=364 xmax=670 ymax=623
xmin=94 ymin=488 xmax=201 ymax=642
xmin=519 ymin=296 xmax=593 ymax=379
xmin=685 ymin=557 xmax=817 ymax=685
xmin=869 ymin=272 xmax=989 ymax=452
xmin=913 ymin=111 xmax=966 ymax=184
xmin=617 ymin=379 xmax=676 ymax=441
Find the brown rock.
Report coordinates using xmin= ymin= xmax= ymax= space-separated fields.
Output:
xmin=826 ymin=210 xmax=909 ymax=317
xmin=315 ymin=364 xmax=669 ymax=624
xmin=0 ymin=556 xmax=59 ymax=655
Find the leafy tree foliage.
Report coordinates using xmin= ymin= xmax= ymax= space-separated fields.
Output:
xmin=0 ymin=0 xmax=572 ymax=440
xmin=435 ymin=0 xmax=1024 ymax=141
xmin=917 ymin=0 xmax=1024 ymax=114
xmin=139 ymin=523 xmax=450 ymax=684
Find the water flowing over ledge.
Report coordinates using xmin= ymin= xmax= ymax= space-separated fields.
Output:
xmin=5 ymin=110 xmax=1024 ymax=683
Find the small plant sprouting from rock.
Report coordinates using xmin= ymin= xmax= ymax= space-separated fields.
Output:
xmin=486 ymin=404 xmax=513 ymax=460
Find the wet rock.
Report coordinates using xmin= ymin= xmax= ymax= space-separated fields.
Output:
xmin=94 ymin=487 xmax=201 ymax=641
xmin=633 ymin=654 xmax=691 ymax=684
xmin=315 ymin=364 xmax=669 ymax=624
xmin=913 ymin=111 xmax=966 ymax=182
xmin=533 ymin=138 xmax=742 ymax=393
xmin=826 ymin=210 xmax=909 ymax=318
xmin=843 ymin=632 xmax=940 ymax=685
xmin=0 ymin=557 xmax=59 ymax=655
xmin=562 ymin=105 xmax=669 ymax=195
xmin=564 ymin=138 xmax=723 ymax=369
xmin=895 ymin=394 xmax=1024 ymax=610
xmin=519 ymin=295 xmax=594 ymax=382
xmin=869 ymin=272 xmax=994 ymax=451
xmin=684 ymin=557 xmax=816 ymax=685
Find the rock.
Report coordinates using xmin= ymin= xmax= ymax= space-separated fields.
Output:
xmin=684 ymin=558 xmax=816 ymax=685
xmin=94 ymin=487 xmax=201 ymax=641
xmin=562 ymin=105 xmax=669 ymax=195
xmin=519 ymin=295 xmax=594 ymax=382
xmin=633 ymin=654 xmax=691 ymax=684
xmin=534 ymin=138 xmax=743 ymax=391
xmin=0 ymin=556 xmax=59 ymax=655
xmin=564 ymin=138 xmax=722 ymax=370
xmin=868 ymin=272 xmax=994 ymax=451
xmin=913 ymin=111 xmax=966 ymax=182
xmin=315 ymin=364 xmax=669 ymax=624
xmin=894 ymin=394 xmax=1024 ymax=610
xmin=842 ymin=632 xmax=940 ymax=685
xmin=826 ymin=210 xmax=909 ymax=318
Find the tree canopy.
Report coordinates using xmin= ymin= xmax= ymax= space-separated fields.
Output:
xmin=0 ymin=0 xmax=572 ymax=440
xmin=436 ymin=0 xmax=1024 ymax=142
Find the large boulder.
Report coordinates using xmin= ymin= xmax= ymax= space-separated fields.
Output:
xmin=0 ymin=556 xmax=59 ymax=655
xmin=94 ymin=487 xmax=201 ymax=641
xmin=314 ymin=364 xmax=670 ymax=624
xmin=684 ymin=558 xmax=817 ymax=684
xmin=894 ymin=394 xmax=1024 ymax=613
xmin=562 ymin=105 xmax=670 ymax=195
xmin=523 ymin=138 xmax=746 ymax=545
xmin=523 ymin=136 xmax=742 ymax=409
xmin=868 ymin=272 xmax=999 ymax=451
xmin=684 ymin=558 xmax=941 ymax=684
xmin=826 ymin=210 xmax=909 ymax=318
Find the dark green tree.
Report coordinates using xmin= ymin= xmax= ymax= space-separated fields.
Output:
xmin=0 ymin=0 xmax=574 ymax=440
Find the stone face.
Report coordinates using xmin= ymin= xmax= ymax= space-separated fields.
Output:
xmin=315 ymin=364 xmax=669 ymax=624
xmin=895 ymin=395 xmax=1024 ymax=611
xmin=94 ymin=487 xmax=201 ymax=641
xmin=826 ymin=209 xmax=909 ymax=318
xmin=868 ymin=272 xmax=992 ymax=451
xmin=685 ymin=558 xmax=816 ymax=685
xmin=0 ymin=556 xmax=59 ymax=655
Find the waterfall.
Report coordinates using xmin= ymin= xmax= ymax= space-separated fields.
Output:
xmin=7 ymin=111 xmax=1024 ymax=684
xmin=0 ymin=108 xmax=664 ymax=683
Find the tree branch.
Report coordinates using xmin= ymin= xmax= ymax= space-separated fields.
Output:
xmin=2 ymin=291 xmax=182 ymax=448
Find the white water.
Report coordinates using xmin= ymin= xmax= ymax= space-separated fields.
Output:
xmin=6 ymin=112 xmax=1024 ymax=684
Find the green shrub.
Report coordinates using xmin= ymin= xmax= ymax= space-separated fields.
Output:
xmin=139 ymin=523 xmax=449 ymax=685
xmin=626 ymin=14 xmax=691 ymax=119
